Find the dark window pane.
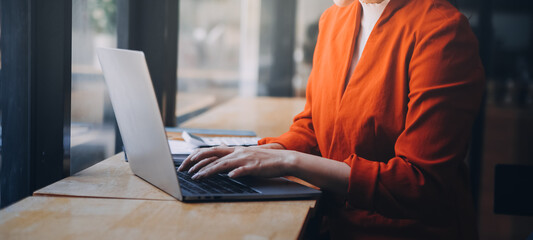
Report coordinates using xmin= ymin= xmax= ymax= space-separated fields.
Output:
xmin=176 ymin=0 xmax=329 ymax=122
xmin=71 ymin=0 xmax=117 ymax=174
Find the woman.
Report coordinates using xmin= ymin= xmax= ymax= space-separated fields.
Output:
xmin=179 ymin=0 xmax=484 ymax=238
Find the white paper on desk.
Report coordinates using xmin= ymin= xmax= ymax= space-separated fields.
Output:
xmin=168 ymin=140 xmax=196 ymax=155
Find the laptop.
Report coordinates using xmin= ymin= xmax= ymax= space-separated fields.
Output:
xmin=97 ymin=48 xmax=321 ymax=202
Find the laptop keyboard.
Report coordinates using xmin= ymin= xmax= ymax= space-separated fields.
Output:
xmin=176 ymin=168 xmax=259 ymax=195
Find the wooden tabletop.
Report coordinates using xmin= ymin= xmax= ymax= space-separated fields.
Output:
xmin=34 ymin=151 xmax=318 ymax=200
xmin=176 ymin=92 xmax=216 ymax=117
xmin=179 ymin=97 xmax=306 ymax=138
xmin=3 ymin=97 xmax=317 ymax=240
xmin=34 ymin=153 xmax=176 ymax=201
xmin=0 ymin=196 xmax=314 ymax=240
xmin=34 ymin=96 xmax=312 ymax=201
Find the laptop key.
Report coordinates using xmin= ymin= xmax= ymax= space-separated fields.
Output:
xmin=176 ymin=168 xmax=259 ymax=195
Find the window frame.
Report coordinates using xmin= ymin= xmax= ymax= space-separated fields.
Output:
xmin=0 ymin=0 xmax=72 ymax=208
xmin=0 ymin=0 xmax=179 ymax=208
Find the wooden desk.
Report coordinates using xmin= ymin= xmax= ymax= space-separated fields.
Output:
xmin=4 ymin=97 xmax=317 ymax=239
xmin=34 ymin=151 xmax=317 ymax=200
xmin=176 ymin=92 xmax=216 ymax=117
xmin=0 ymin=196 xmax=314 ymax=239
xmin=179 ymin=97 xmax=306 ymax=138
xmin=35 ymin=96 xmax=311 ymax=200
xmin=34 ymin=153 xmax=175 ymax=200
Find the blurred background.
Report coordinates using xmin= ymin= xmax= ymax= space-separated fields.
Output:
xmin=68 ymin=0 xmax=331 ymax=172
xmin=1 ymin=0 xmax=532 ymax=239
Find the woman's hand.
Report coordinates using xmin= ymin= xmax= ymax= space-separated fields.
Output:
xmin=178 ymin=144 xmax=294 ymax=180
xmin=178 ymin=142 xmax=350 ymax=195
xmin=177 ymin=143 xmax=284 ymax=174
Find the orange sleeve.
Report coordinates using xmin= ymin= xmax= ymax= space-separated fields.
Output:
xmin=258 ymin=76 xmax=320 ymax=155
xmin=345 ymin=14 xmax=485 ymax=218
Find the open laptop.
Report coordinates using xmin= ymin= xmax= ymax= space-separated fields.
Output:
xmin=97 ymin=48 xmax=321 ymax=202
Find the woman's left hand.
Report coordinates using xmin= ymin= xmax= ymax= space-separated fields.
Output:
xmin=180 ymin=146 xmax=296 ymax=180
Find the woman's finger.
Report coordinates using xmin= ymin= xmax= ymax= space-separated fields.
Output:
xmin=192 ymin=153 xmax=246 ymax=179
xmin=228 ymin=166 xmax=254 ymax=178
xmin=197 ymin=146 xmax=234 ymax=160
xmin=178 ymin=148 xmax=202 ymax=171
xmin=179 ymin=146 xmax=234 ymax=171
xmin=188 ymin=156 xmax=218 ymax=174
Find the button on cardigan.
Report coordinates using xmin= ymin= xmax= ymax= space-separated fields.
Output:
xmin=259 ymin=0 xmax=485 ymax=239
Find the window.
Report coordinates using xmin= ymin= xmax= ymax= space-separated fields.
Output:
xmin=293 ymin=0 xmax=332 ymax=96
xmin=71 ymin=0 xmax=118 ymax=173
xmin=177 ymin=0 xmax=241 ymax=119
xmin=176 ymin=0 xmax=330 ymax=123
xmin=1 ymin=0 xmax=71 ymax=208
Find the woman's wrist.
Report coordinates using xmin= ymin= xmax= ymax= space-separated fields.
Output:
xmin=282 ymin=150 xmax=300 ymax=177
xmin=279 ymin=151 xmax=351 ymax=194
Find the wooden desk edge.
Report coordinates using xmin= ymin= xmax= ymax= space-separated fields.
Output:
xmin=33 ymin=152 xmax=318 ymax=209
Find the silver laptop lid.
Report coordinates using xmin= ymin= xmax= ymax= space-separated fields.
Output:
xmin=97 ymin=48 xmax=182 ymax=200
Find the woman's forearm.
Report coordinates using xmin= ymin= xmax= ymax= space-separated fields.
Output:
xmin=287 ymin=151 xmax=351 ymax=195
xmin=259 ymin=144 xmax=351 ymax=194
xmin=182 ymin=142 xmax=350 ymax=194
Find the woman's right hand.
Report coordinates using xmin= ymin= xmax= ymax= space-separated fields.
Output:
xmin=177 ymin=143 xmax=284 ymax=173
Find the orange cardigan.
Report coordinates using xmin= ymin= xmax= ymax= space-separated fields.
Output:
xmin=259 ymin=0 xmax=484 ymax=239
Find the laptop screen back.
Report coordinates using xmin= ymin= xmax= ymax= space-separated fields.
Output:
xmin=97 ymin=48 xmax=182 ymax=200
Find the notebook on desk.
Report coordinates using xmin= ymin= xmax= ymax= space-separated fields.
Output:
xmin=181 ymin=131 xmax=261 ymax=147
xmin=97 ymin=48 xmax=321 ymax=202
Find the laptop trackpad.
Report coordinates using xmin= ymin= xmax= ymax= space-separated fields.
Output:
xmin=234 ymin=176 xmax=314 ymax=194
